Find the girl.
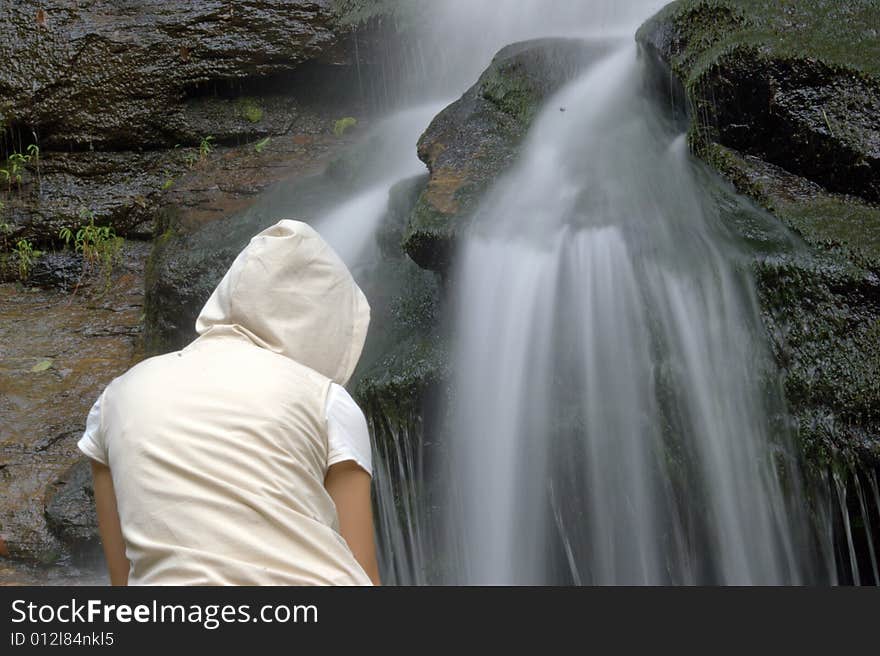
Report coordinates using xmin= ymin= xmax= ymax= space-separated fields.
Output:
xmin=79 ymin=220 xmax=380 ymax=585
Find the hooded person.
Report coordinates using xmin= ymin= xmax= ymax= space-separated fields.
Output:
xmin=77 ymin=219 xmax=380 ymax=586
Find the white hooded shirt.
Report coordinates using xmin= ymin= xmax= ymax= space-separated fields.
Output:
xmin=77 ymin=220 xmax=374 ymax=585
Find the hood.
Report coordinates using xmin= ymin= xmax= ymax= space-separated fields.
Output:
xmin=195 ymin=219 xmax=371 ymax=386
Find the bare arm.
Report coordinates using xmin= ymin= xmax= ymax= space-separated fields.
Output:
xmin=324 ymin=461 xmax=381 ymax=585
xmin=90 ymin=460 xmax=130 ymax=586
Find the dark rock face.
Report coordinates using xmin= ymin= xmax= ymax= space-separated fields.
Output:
xmin=637 ymin=0 xmax=880 ymax=468
xmin=44 ymin=459 xmax=99 ymax=550
xmin=144 ymin=213 xmax=256 ymax=354
xmin=4 ymin=150 xmax=178 ymax=245
xmin=403 ymin=38 xmax=613 ymax=271
xmin=638 ymin=0 xmax=880 ymax=204
xmin=0 ymin=0 xmax=340 ymax=150
xmin=0 ymin=1 xmax=360 ymax=244
xmin=354 ymin=174 xmax=446 ymax=408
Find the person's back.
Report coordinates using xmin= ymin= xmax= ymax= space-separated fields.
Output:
xmin=79 ymin=220 xmax=378 ymax=585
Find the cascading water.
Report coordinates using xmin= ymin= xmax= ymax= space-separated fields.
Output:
xmin=442 ymin=44 xmax=828 ymax=585
xmin=313 ymin=104 xmax=445 ymax=265
xmin=299 ymin=0 xmax=877 ymax=585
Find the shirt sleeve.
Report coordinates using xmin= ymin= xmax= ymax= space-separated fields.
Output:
xmin=77 ymin=391 xmax=109 ymax=466
xmin=325 ymin=383 xmax=372 ymax=477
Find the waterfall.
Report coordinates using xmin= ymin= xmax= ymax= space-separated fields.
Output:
xmin=311 ymin=0 xmax=877 ymax=585
xmin=442 ymin=45 xmax=825 ymax=584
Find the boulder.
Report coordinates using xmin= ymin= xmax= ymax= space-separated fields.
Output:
xmin=44 ymin=459 xmax=100 ymax=551
xmin=0 ymin=0 xmax=342 ymax=150
xmin=637 ymin=0 xmax=880 ymax=468
xmin=637 ymin=0 xmax=880 ymax=203
xmin=403 ymin=38 xmax=614 ymax=271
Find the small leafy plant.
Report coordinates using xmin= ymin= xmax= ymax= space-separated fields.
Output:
xmin=161 ymin=167 xmax=175 ymax=191
xmin=12 ymin=238 xmax=39 ymax=281
xmin=199 ymin=135 xmax=215 ymax=161
xmin=254 ymin=137 xmax=271 ymax=154
xmin=0 ymin=146 xmax=40 ymax=194
xmin=59 ymin=208 xmax=124 ymax=290
xmin=239 ymin=98 xmax=264 ymax=124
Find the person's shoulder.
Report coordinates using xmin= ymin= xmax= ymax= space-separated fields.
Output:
xmin=326 ymin=382 xmax=362 ymax=411
xmin=104 ymin=350 xmax=184 ymax=392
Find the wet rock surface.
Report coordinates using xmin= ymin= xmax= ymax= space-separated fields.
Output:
xmin=0 ymin=242 xmax=146 ymax=571
xmin=0 ymin=0 xmax=341 ymax=150
xmin=637 ymin=0 xmax=880 ymax=468
xmin=0 ymin=1 xmax=371 ymax=578
xmin=0 ymin=0 xmax=364 ymax=244
xmin=638 ymin=0 xmax=880 ymax=203
xmin=403 ymin=38 xmax=614 ymax=271
xmin=44 ymin=459 xmax=100 ymax=550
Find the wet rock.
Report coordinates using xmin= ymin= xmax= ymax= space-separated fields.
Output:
xmin=0 ymin=1 xmax=368 ymax=244
xmin=0 ymin=242 xmax=146 ymax=565
xmin=144 ymin=213 xmax=253 ymax=355
xmin=2 ymin=150 xmax=176 ymax=244
xmin=403 ymin=38 xmax=614 ymax=271
xmin=637 ymin=0 xmax=880 ymax=203
xmin=143 ymin=138 xmax=362 ymax=355
xmin=637 ymin=1 xmax=880 ymax=468
xmin=44 ymin=459 xmax=99 ymax=550
xmin=354 ymin=174 xmax=446 ymax=407
xmin=0 ymin=0 xmax=342 ymax=150
xmin=26 ymin=251 xmax=85 ymax=291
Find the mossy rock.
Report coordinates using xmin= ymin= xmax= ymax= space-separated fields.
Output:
xmin=403 ymin=37 xmax=616 ymax=271
xmin=638 ymin=0 xmax=880 ymax=203
xmin=638 ymin=0 xmax=880 ymax=468
xmin=351 ymin=173 xmax=448 ymax=432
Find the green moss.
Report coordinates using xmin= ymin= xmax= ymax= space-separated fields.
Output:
xmin=706 ymin=143 xmax=880 ymax=265
xmin=642 ymin=0 xmax=880 ymax=83
xmin=775 ymin=197 xmax=880 ymax=263
xmin=480 ymin=63 xmax=543 ymax=126
xmin=755 ymin=254 xmax=880 ymax=469
xmin=333 ymin=117 xmax=358 ymax=137
xmin=237 ymin=97 xmax=264 ymax=124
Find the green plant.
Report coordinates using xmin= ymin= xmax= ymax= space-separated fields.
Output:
xmin=12 ymin=238 xmax=39 ymax=280
xmin=26 ymin=143 xmax=39 ymax=165
xmin=58 ymin=225 xmax=73 ymax=248
xmin=161 ymin=167 xmax=175 ymax=190
xmin=199 ymin=135 xmax=215 ymax=161
xmin=254 ymin=137 xmax=271 ymax=154
xmin=66 ymin=208 xmax=124 ymax=288
xmin=333 ymin=117 xmax=358 ymax=137
xmin=1 ymin=147 xmax=38 ymax=194
xmin=1 ymin=155 xmax=23 ymax=193
xmin=0 ymin=205 xmax=11 ymax=251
